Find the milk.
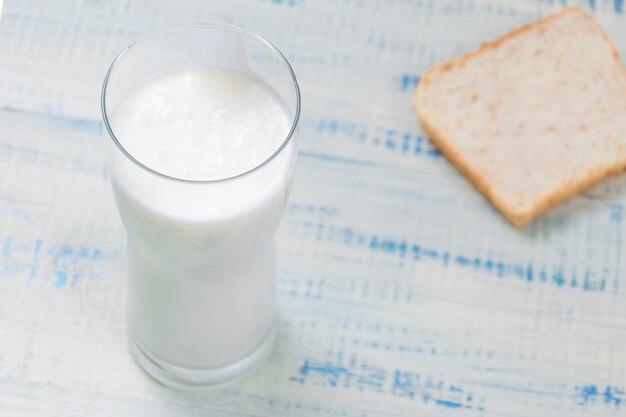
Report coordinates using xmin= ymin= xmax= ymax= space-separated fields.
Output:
xmin=107 ymin=66 xmax=295 ymax=370
xmin=113 ymin=66 xmax=291 ymax=181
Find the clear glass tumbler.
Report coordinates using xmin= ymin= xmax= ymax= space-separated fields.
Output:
xmin=101 ymin=22 xmax=300 ymax=389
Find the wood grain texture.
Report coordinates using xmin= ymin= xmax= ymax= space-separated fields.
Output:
xmin=0 ymin=0 xmax=625 ymax=416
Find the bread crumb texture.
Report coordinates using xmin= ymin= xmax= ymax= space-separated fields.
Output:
xmin=415 ymin=7 xmax=626 ymax=227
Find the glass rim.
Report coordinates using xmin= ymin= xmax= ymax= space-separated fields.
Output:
xmin=100 ymin=21 xmax=301 ymax=184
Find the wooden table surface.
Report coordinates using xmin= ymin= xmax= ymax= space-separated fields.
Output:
xmin=1 ymin=0 xmax=625 ymax=415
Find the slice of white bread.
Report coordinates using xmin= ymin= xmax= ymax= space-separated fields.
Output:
xmin=414 ymin=7 xmax=626 ymax=228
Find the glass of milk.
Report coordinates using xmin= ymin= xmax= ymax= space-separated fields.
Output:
xmin=100 ymin=22 xmax=300 ymax=389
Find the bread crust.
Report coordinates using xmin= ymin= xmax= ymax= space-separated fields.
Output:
xmin=414 ymin=6 xmax=626 ymax=228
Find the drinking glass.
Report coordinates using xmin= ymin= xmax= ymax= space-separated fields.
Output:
xmin=101 ymin=22 xmax=300 ymax=389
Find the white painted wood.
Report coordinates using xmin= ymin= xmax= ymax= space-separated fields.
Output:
xmin=0 ymin=0 xmax=625 ymax=415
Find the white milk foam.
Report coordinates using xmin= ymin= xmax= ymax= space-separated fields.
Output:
xmin=113 ymin=66 xmax=290 ymax=181
xmin=108 ymin=65 xmax=296 ymax=369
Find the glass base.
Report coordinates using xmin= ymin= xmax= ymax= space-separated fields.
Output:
xmin=128 ymin=324 xmax=276 ymax=390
